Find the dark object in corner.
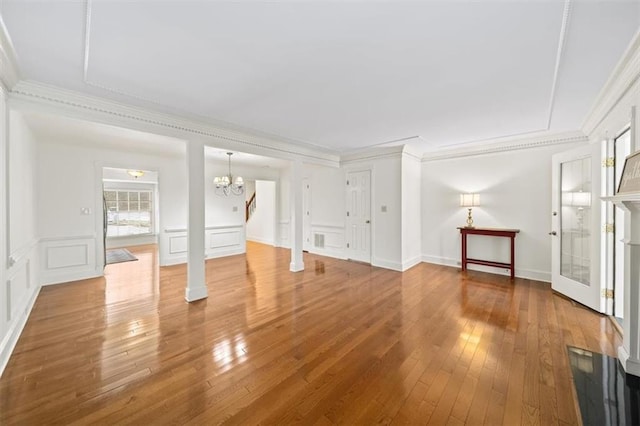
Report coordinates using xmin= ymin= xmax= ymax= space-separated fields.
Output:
xmin=567 ymin=346 xmax=640 ymax=426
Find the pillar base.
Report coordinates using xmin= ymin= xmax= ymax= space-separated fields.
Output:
xmin=289 ymin=261 xmax=305 ymax=272
xmin=185 ymin=286 xmax=208 ymax=302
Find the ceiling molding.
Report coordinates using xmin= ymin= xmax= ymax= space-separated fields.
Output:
xmin=0 ymin=14 xmax=20 ymax=90
xmin=421 ymin=130 xmax=588 ymax=162
xmin=10 ymin=80 xmax=340 ymax=167
xmin=340 ymin=145 xmax=405 ymax=165
xmin=582 ymin=29 xmax=640 ymax=137
xmin=546 ymin=0 xmax=572 ymax=129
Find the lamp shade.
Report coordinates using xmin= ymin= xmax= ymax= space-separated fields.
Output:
xmin=460 ymin=193 xmax=480 ymax=207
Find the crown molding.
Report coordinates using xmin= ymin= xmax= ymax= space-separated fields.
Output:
xmin=9 ymin=80 xmax=340 ymax=167
xmin=0 ymin=14 xmax=20 ymax=90
xmin=546 ymin=0 xmax=572 ymax=129
xmin=340 ymin=145 xmax=406 ymax=165
xmin=582 ymin=29 xmax=640 ymax=137
xmin=421 ymin=130 xmax=588 ymax=161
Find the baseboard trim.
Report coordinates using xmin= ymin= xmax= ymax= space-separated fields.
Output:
xmin=307 ymin=248 xmax=347 ymax=261
xmin=401 ymin=255 xmax=422 ymax=272
xmin=246 ymin=236 xmax=276 ymax=246
xmin=372 ymin=257 xmax=403 ymax=272
xmin=421 ymin=254 xmax=550 ymax=282
xmin=42 ymin=270 xmax=103 ymax=286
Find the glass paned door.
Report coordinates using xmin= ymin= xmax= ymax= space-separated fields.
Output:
xmin=560 ymin=157 xmax=592 ymax=285
xmin=552 ymin=144 xmax=602 ymax=312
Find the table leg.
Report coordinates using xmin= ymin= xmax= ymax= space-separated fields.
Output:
xmin=510 ymin=235 xmax=515 ymax=279
xmin=461 ymin=233 xmax=467 ymax=272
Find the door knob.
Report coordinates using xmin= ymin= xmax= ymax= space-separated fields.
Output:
xmin=549 ymin=231 xmax=557 ymax=236
xmin=365 ymin=220 xmax=370 ymax=224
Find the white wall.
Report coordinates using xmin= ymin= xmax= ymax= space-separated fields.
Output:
xmin=1 ymin=107 xmax=41 ymax=376
xmin=306 ymin=164 xmax=345 ymax=259
xmin=421 ymin=142 xmax=584 ymax=281
xmin=205 ymin=161 xmax=246 ymax=227
xmin=246 ymin=180 xmax=276 ymax=245
xmin=37 ymin=138 xmax=188 ymax=278
xmin=279 ymin=153 xmax=408 ymax=270
xmin=341 ymin=150 xmax=403 ymax=270
xmin=402 ymin=150 xmax=422 ymax=270
xmin=9 ymin=111 xmax=38 ymax=252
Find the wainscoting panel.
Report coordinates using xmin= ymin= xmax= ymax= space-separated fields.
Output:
xmin=40 ymin=236 xmax=99 ymax=285
xmin=160 ymin=225 xmax=246 ymax=266
xmin=1 ymin=242 xmax=40 ymax=377
xmin=169 ymin=235 xmax=188 ymax=254
xmin=309 ymin=224 xmax=346 ymax=260
xmin=206 ymin=226 xmax=245 ymax=259
xmin=46 ymin=244 xmax=87 ymax=269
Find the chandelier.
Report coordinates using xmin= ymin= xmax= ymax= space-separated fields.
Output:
xmin=214 ymin=152 xmax=244 ymax=196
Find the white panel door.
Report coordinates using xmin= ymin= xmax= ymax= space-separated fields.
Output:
xmin=551 ymin=144 xmax=602 ymax=312
xmin=346 ymin=170 xmax=371 ymax=263
xmin=303 ymin=178 xmax=311 ymax=251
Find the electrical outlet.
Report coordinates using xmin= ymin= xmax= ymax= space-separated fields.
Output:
xmin=233 ymin=206 xmax=238 ymax=212
xmin=81 ymin=207 xmax=91 ymax=215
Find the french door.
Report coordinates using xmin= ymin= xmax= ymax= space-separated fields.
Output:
xmin=551 ymin=144 xmax=603 ymax=312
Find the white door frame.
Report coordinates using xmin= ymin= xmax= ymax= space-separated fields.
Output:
xmin=345 ymin=168 xmax=372 ymax=263
xmin=551 ymin=143 xmax=604 ymax=312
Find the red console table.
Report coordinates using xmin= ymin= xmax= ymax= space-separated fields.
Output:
xmin=458 ymin=227 xmax=520 ymax=279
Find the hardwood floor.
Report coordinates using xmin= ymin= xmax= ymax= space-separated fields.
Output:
xmin=0 ymin=242 xmax=620 ymax=425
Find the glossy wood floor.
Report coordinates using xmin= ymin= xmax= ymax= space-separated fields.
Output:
xmin=0 ymin=243 xmax=621 ymax=425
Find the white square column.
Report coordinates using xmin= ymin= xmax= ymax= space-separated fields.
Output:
xmin=289 ymin=160 xmax=304 ymax=272
xmin=185 ymin=139 xmax=207 ymax=302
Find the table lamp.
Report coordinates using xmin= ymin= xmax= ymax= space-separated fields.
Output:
xmin=460 ymin=193 xmax=480 ymax=228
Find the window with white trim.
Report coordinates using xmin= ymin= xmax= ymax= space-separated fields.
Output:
xmin=104 ymin=190 xmax=153 ymax=237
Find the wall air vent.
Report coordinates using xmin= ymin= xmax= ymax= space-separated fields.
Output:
xmin=314 ymin=233 xmax=325 ymax=249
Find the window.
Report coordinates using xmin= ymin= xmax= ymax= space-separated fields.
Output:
xmin=104 ymin=190 xmax=153 ymax=237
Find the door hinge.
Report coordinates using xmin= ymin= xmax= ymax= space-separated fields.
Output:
xmin=346 ymin=243 xmax=350 ymax=248
xmin=346 ymin=180 xmax=349 ymax=185
xmin=346 ymin=211 xmax=350 ymax=217
xmin=604 ymin=223 xmax=615 ymax=233
xmin=602 ymin=157 xmax=615 ymax=168
xmin=602 ymin=289 xmax=614 ymax=299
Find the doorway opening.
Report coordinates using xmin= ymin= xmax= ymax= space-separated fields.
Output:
xmin=102 ymin=167 xmax=160 ymax=265
xmin=245 ymin=180 xmax=278 ymax=247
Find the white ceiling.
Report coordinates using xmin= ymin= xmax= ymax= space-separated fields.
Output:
xmin=2 ymin=1 xmax=639 ymax=154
